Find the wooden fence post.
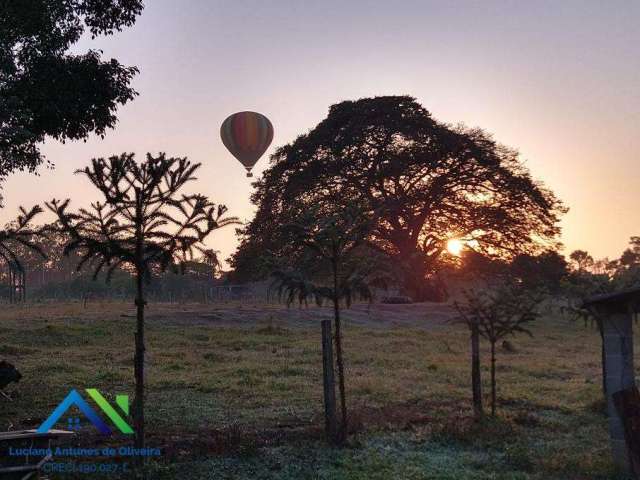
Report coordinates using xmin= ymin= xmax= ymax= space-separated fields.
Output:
xmin=321 ymin=319 xmax=338 ymax=444
xmin=471 ymin=322 xmax=483 ymax=417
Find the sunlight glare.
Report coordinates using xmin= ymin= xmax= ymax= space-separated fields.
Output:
xmin=447 ymin=238 xmax=464 ymax=256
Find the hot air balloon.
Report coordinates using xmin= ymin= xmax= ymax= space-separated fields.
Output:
xmin=220 ymin=111 xmax=273 ymax=177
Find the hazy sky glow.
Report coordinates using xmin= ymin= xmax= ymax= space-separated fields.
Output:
xmin=2 ymin=0 xmax=638 ymax=265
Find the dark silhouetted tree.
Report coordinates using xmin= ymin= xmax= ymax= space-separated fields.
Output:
xmin=569 ymin=250 xmax=594 ymax=273
xmin=47 ymin=153 xmax=237 ymax=458
xmin=454 ymin=307 xmax=484 ymax=418
xmin=233 ymin=96 xmax=565 ymax=300
xmin=619 ymin=237 xmax=640 ymax=268
xmin=271 ymin=202 xmax=385 ymax=443
xmin=0 ymin=0 xmax=143 ymax=188
xmin=510 ymin=251 xmax=568 ymax=293
xmin=455 ymin=284 xmax=541 ymax=416
xmin=0 ymin=206 xmax=44 ymax=301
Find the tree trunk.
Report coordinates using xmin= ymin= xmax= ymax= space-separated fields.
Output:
xmin=398 ymin=249 xmax=445 ymax=302
xmin=490 ymin=340 xmax=497 ymax=416
xmin=471 ymin=322 xmax=483 ymax=417
xmin=598 ymin=319 xmax=607 ymax=396
xmin=402 ymin=263 xmax=428 ymax=301
xmin=602 ymin=338 xmax=607 ymax=396
xmin=333 ymin=299 xmax=347 ymax=442
xmin=9 ymin=268 xmax=13 ymax=304
xmin=321 ymin=320 xmax=338 ymax=444
xmin=134 ymin=272 xmax=146 ymax=460
xmin=332 ymin=259 xmax=348 ymax=442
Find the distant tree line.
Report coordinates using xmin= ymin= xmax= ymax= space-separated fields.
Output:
xmin=0 ymin=226 xmax=228 ymax=303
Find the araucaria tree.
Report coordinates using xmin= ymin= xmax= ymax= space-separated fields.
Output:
xmin=455 ymin=285 xmax=541 ymax=416
xmin=232 ymin=96 xmax=565 ymax=300
xmin=48 ymin=153 xmax=237 ymax=452
xmin=272 ymin=203 xmax=383 ymax=443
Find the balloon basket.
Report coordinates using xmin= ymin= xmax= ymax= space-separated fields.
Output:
xmin=246 ymin=172 xmax=253 ymax=178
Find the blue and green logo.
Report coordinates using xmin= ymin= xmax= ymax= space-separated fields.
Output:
xmin=38 ymin=389 xmax=133 ymax=435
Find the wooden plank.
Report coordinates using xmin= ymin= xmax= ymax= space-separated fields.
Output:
xmin=35 ymin=453 xmax=53 ymax=469
xmin=0 ymin=429 xmax=74 ymax=441
xmin=0 ymin=465 xmax=39 ymax=473
xmin=612 ymin=386 xmax=640 ymax=477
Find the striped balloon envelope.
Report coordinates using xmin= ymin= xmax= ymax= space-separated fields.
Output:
xmin=220 ymin=111 xmax=274 ymax=177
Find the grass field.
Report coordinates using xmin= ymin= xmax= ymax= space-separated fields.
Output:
xmin=0 ymin=301 xmax=629 ymax=479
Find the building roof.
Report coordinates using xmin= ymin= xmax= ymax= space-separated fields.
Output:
xmin=582 ymin=286 xmax=640 ymax=312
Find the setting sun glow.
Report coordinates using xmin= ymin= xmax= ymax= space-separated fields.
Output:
xmin=447 ymin=239 xmax=464 ymax=256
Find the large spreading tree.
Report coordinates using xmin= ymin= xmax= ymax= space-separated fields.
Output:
xmin=0 ymin=0 xmax=143 ymax=186
xmin=232 ymin=96 xmax=565 ymax=300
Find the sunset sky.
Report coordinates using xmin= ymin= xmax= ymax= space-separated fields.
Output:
xmin=1 ymin=0 xmax=638 ymax=266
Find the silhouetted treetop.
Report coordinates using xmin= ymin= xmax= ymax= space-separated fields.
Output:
xmin=47 ymin=152 xmax=237 ymax=282
xmin=0 ymin=0 xmax=143 ymax=182
xmin=232 ymin=95 xmax=565 ymax=300
xmin=0 ymin=205 xmax=44 ymax=272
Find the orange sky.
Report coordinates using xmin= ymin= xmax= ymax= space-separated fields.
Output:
xmin=1 ymin=1 xmax=638 ymax=266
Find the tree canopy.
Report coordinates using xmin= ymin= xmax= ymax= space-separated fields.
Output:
xmin=231 ymin=96 xmax=566 ymax=300
xmin=0 ymin=0 xmax=143 ymax=184
xmin=47 ymin=153 xmax=235 ymax=282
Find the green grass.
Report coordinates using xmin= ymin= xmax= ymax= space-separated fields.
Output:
xmin=0 ymin=301 xmax=629 ymax=479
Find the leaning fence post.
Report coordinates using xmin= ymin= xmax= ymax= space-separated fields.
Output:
xmin=321 ymin=319 xmax=338 ymax=443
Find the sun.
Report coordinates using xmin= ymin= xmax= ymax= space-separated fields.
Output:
xmin=447 ymin=238 xmax=464 ymax=256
